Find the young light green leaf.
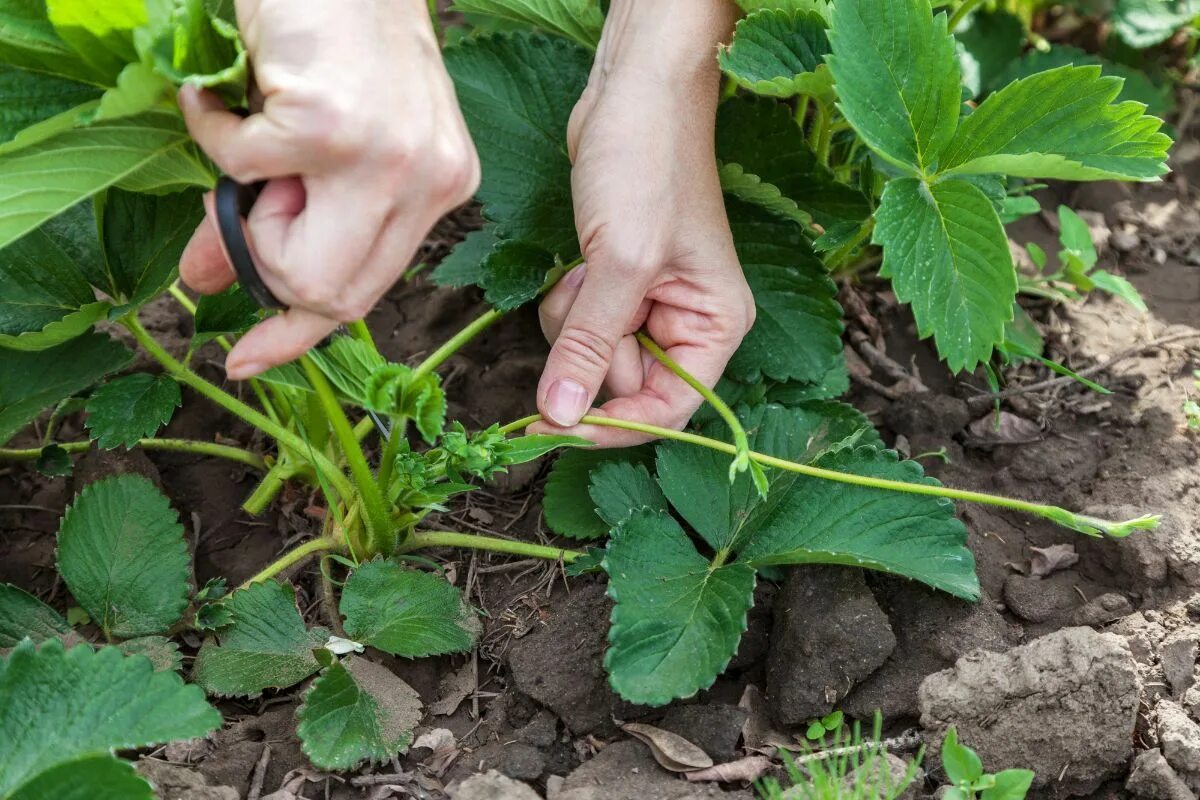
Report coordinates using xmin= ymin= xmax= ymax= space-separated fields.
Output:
xmin=93 ymin=62 xmax=170 ymax=122
xmin=449 ymin=0 xmax=603 ymax=49
xmin=716 ymin=96 xmax=869 ymax=227
xmin=0 ymin=332 xmax=131 ymax=446
xmin=939 ymin=66 xmax=1172 ymax=182
xmin=97 ymin=188 xmax=204 ymax=305
xmin=193 ymin=284 xmax=261 ymax=346
xmin=0 ymin=583 xmax=69 ymax=648
xmin=9 ymin=754 xmax=154 ymax=800
xmin=543 ymin=446 xmax=656 ymax=540
xmin=45 ymin=0 xmax=145 ymax=84
xmin=604 ymin=509 xmax=756 ymax=706
xmin=718 ymin=162 xmax=813 ymax=228
xmin=874 ymin=177 xmax=1016 ymax=372
xmin=941 ymin=727 xmax=984 ymax=786
xmin=431 ymin=226 xmax=500 ymax=289
xmin=138 ymin=0 xmax=247 ymax=99
xmin=57 ymin=475 xmax=189 ymax=638
xmin=725 ymin=199 xmax=844 ymax=385
xmin=0 ymin=65 xmax=99 ymax=145
xmin=717 ymin=8 xmax=829 ymax=98
xmin=309 ymin=335 xmax=386 ymax=404
xmin=116 ymin=635 xmax=182 ymax=672
xmin=411 ymin=380 xmax=447 ymax=445
xmin=480 ymin=238 xmax=556 ymax=311
xmin=193 ymin=581 xmax=329 ymax=697
xmin=589 ymin=460 xmax=669 ymax=528
xmin=497 ymin=433 xmax=592 ymax=466
xmin=85 ymin=373 xmax=181 ymax=449
xmin=0 ymin=638 xmax=221 ymax=796
xmin=1090 ymin=270 xmax=1147 ymax=312
xmin=297 ymin=655 xmax=422 ymax=771
xmin=0 ymin=0 xmax=95 ymax=84
xmin=826 ymin=0 xmax=961 ymax=173
xmin=340 ymin=560 xmax=479 ymax=658
xmin=0 ymin=111 xmax=206 ymax=251
xmin=980 ymin=769 xmax=1036 ymax=800
xmin=1112 ymin=0 xmax=1199 ymax=48
xmin=445 ymin=32 xmax=590 ymax=259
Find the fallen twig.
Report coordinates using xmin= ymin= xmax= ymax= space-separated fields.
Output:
xmin=790 ymin=730 xmax=923 ymax=766
xmin=248 ymin=744 xmax=271 ymax=800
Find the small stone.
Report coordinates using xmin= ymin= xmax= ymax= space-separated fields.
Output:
xmin=500 ymin=743 xmax=547 ymax=782
xmin=767 ymin=566 xmax=896 ymax=726
xmin=1112 ymin=229 xmax=1141 ymax=253
xmin=1161 ymin=632 xmax=1200 ymax=699
xmin=1073 ymin=593 xmax=1135 ymax=627
xmin=136 ymin=760 xmax=239 ymax=800
xmin=658 ymin=704 xmax=749 ymax=765
xmin=1158 ymin=701 xmax=1200 ymax=788
xmin=450 ymin=770 xmax=542 ymax=800
xmin=516 ymin=710 xmax=559 ymax=749
xmin=556 ymin=740 xmax=752 ymax=800
xmin=1126 ymin=749 xmax=1195 ymax=800
xmin=1002 ymin=573 xmax=1081 ymax=625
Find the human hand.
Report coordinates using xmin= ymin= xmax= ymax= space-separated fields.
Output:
xmin=178 ymin=0 xmax=479 ymax=379
xmin=532 ymin=0 xmax=751 ymax=446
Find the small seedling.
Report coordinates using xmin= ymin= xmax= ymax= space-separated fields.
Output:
xmin=806 ymin=711 xmax=846 ymax=742
xmin=942 ymin=727 xmax=1035 ymax=800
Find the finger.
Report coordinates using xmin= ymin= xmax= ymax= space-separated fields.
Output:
xmin=537 ymin=263 xmax=587 ymax=342
xmin=178 ymin=85 xmax=307 ymax=182
xmin=537 ymin=263 xmax=653 ymax=428
xmin=180 ymin=195 xmax=236 ymax=295
xmin=332 ymin=205 xmax=436 ymax=319
xmin=224 ymin=308 xmax=339 ymax=380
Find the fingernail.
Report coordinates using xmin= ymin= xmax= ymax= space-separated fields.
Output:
xmin=566 ymin=264 xmax=587 ymax=289
xmin=545 ymin=379 xmax=589 ymax=427
xmin=226 ymin=360 xmax=265 ymax=380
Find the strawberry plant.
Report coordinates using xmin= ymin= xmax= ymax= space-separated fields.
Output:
xmin=0 ymin=0 xmax=1174 ymax=788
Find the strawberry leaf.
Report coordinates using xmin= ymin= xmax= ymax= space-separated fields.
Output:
xmin=543 ymin=446 xmax=656 ymax=540
xmin=297 ymin=655 xmax=422 ymax=771
xmin=340 ymin=560 xmax=479 ymax=658
xmin=448 ymin=0 xmax=603 ymax=49
xmin=116 ymin=635 xmax=182 ymax=673
xmin=479 ymin=238 xmax=556 ymax=311
xmin=96 ymin=187 xmax=204 ymax=305
xmin=57 ymin=475 xmax=190 ymax=638
xmin=9 ymin=754 xmax=154 ymax=800
xmin=1112 ymin=0 xmax=1199 ymax=48
xmin=603 ymin=509 xmax=756 ymax=705
xmin=874 ymin=177 xmax=1016 ymax=372
xmin=193 ymin=581 xmax=329 ymax=697
xmin=431 ymin=226 xmax=500 ymax=289
xmin=192 ymin=285 xmax=261 ymax=346
xmin=589 ymin=460 xmax=668 ymax=528
xmin=718 ymin=8 xmax=829 ymax=98
xmin=0 ymin=65 xmax=99 ymax=145
xmin=45 ymin=0 xmax=145 ymax=85
xmin=0 ymin=638 xmax=220 ymax=796
xmin=0 ymin=1 xmax=95 ymax=84
xmin=0 ymin=583 xmax=69 ymax=648
xmin=85 ymin=373 xmax=181 ymax=449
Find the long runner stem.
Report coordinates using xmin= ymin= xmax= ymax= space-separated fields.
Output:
xmin=0 ymin=438 xmax=267 ymax=471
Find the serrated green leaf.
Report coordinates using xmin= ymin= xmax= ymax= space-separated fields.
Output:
xmin=116 ymin=635 xmax=182 ymax=672
xmin=0 ymin=583 xmax=69 ymax=648
xmin=955 ymin=10 xmax=1024 ymax=98
xmin=0 ymin=111 xmax=209 ymax=251
xmin=193 ymin=581 xmax=328 ymax=697
xmin=412 ymin=381 xmax=447 ymax=445
xmin=96 ymin=187 xmax=204 ymax=305
xmin=0 ymin=0 xmax=95 ymax=84
xmin=0 ymin=65 xmax=99 ymax=145
xmin=138 ymin=0 xmax=247 ymax=100
xmin=192 ymin=284 xmax=261 ymax=346
xmin=589 ymin=460 xmax=668 ymax=528
xmin=431 ymin=226 xmax=500 ymax=289
xmin=736 ymin=445 xmax=978 ymax=599
xmin=0 ymin=205 xmax=109 ymax=351
xmin=991 ymin=46 xmax=1174 ymax=118
xmin=718 ymin=8 xmax=829 ymax=98
xmin=93 ymin=62 xmax=170 ymax=122
xmin=564 ymin=546 xmax=604 ymax=576
xmin=310 ymin=335 xmax=386 ymax=404
xmin=11 ymin=754 xmax=154 ymax=800
xmin=449 ymin=0 xmax=602 ymax=49
xmin=874 ymin=177 xmax=1015 ymax=372
xmin=0 ymin=638 xmax=220 ymax=795
xmin=716 ymin=96 xmax=869 ymax=227
xmin=340 ymin=560 xmax=478 ymax=658
xmin=827 ymin=0 xmax=961 ymax=173
xmin=543 ymin=446 xmax=656 ymax=540
xmin=480 ymin=237 xmax=556 ymax=311
xmin=45 ymin=0 xmax=145 ymax=85
xmin=0 ymin=332 xmax=131 ymax=445
xmin=657 ymin=403 xmax=879 ymax=551
xmin=718 ymin=162 xmax=813 ymax=228
xmin=939 ymin=65 xmax=1172 ymax=182
xmin=725 ymin=198 xmax=844 ymax=385
xmin=1113 ymin=0 xmax=1199 ymax=48
xmin=604 ymin=509 xmax=756 ymax=705
xmin=497 ymin=433 xmax=592 ymax=466
xmin=57 ymin=475 xmax=189 ymax=638
xmin=297 ymin=655 xmax=421 ymax=771
xmin=36 ymin=444 xmax=73 ymax=477
xmin=737 ymin=0 xmax=832 ymax=18
xmin=445 ymin=33 xmax=589 ymax=259
xmin=85 ymin=373 xmax=181 ymax=449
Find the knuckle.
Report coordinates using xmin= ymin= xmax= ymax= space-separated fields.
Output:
xmin=295 ymin=95 xmax=365 ymax=159
xmin=553 ymin=327 xmax=615 ymax=376
xmin=430 ymin=144 xmax=481 ymax=206
xmin=292 ymin=280 xmax=340 ymax=311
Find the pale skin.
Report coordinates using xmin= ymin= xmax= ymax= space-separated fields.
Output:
xmin=179 ymin=0 xmax=750 ymax=447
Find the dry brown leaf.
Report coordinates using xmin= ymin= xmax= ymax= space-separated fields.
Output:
xmin=1029 ymin=544 xmax=1079 ymax=578
xmin=739 ymin=684 xmax=797 ymax=752
xmin=620 ymin=721 xmax=713 ymax=771
xmin=683 ymin=756 xmax=773 ymax=783
xmin=429 ymin=659 xmax=476 ymax=716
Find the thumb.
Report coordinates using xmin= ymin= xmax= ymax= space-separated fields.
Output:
xmin=537 ymin=262 xmax=651 ymax=428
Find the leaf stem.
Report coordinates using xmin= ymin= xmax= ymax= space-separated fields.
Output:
xmin=402 ymin=530 xmax=582 ymax=563
xmin=299 ymin=355 xmax=395 ymax=555
xmin=948 ymin=0 xmax=987 ymax=31
xmin=0 ymin=438 xmax=267 ymax=470
xmin=242 ymin=460 xmax=303 ymax=515
xmin=502 ymin=413 xmax=1157 ymax=539
xmin=238 ymin=536 xmax=342 ymax=589
xmin=410 ymin=307 xmax=505 ymax=383
xmin=121 ymin=314 xmax=355 ymax=501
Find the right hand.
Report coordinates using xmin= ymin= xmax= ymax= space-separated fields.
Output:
xmin=178 ymin=0 xmax=479 ymax=379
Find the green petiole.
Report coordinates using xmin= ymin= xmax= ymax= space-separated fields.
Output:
xmin=0 ymin=438 xmax=268 ymax=471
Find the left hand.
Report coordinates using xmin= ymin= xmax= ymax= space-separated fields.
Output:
xmin=531 ymin=15 xmax=753 ymax=446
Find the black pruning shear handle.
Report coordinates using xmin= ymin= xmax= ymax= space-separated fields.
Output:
xmin=214 ymin=176 xmax=287 ymax=310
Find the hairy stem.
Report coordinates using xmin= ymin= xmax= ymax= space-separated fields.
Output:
xmin=299 ymin=355 xmax=395 ymax=555
xmin=411 ymin=308 xmax=505 ymax=383
xmin=239 ymin=536 xmax=342 ymax=589
xmin=402 ymin=530 xmax=583 ymax=562
xmin=0 ymin=438 xmax=267 ymax=470
xmin=503 ymin=413 xmax=1157 ymax=539
xmin=242 ymin=461 xmax=302 ymax=515
xmin=121 ymin=315 xmax=354 ymax=500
